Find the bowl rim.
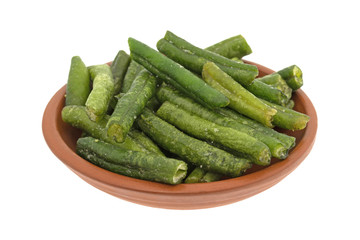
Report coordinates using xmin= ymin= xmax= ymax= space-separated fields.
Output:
xmin=42 ymin=60 xmax=317 ymax=195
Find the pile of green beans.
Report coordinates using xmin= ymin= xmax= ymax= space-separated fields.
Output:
xmin=62 ymin=32 xmax=309 ymax=185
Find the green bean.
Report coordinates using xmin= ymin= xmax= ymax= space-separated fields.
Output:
xmin=137 ymin=108 xmax=252 ymax=177
xmin=277 ymin=65 xmax=303 ymax=90
xmin=109 ymin=93 xmax=159 ymax=115
xmin=216 ymin=107 xmax=296 ymax=149
xmin=205 ymin=35 xmax=253 ymax=59
xmin=231 ymin=57 xmax=244 ymax=63
xmin=107 ymin=70 xmax=156 ymax=142
xmin=111 ymin=50 xmax=131 ymax=95
xmin=128 ymin=37 xmax=230 ymax=108
xmin=184 ymin=167 xmax=206 ymax=183
xmin=76 ymin=137 xmax=187 ymax=185
xmin=88 ymin=64 xmax=113 ymax=80
xmin=61 ymin=105 xmax=149 ymax=152
xmin=200 ymin=172 xmax=223 ymax=183
xmin=128 ymin=129 xmax=164 ymax=156
xmin=285 ymin=99 xmax=295 ymax=109
xmin=260 ymin=99 xmax=310 ymax=130
xmin=65 ymin=56 xmax=90 ymax=106
xmin=185 ymin=167 xmax=222 ymax=183
xmin=245 ymin=79 xmax=290 ymax=106
xmin=157 ymin=101 xmax=271 ymax=166
xmin=77 ymin=151 xmax=157 ymax=182
xmin=121 ymin=60 xmax=144 ymax=93
xmin=202 ymin=62 xmax=277 ymax=127
xmin=157 ymin=38 xmax=206 ymax=73
xmin=156 ymin=84 xmax=290 ymax=159
xmin=257 ymin=73 xmax=292 ymax=100
xmin=85 ymin=64 xmax=114 ymax=122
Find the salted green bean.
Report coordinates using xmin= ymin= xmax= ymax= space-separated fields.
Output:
xmin=285 ymin=99 xmax=295 ymax=109
xmin=121 ymin=60 xmax=144 ymax=93
xmin=128 ymin=129 xmax=164 ymax=156
xmin=157 ymin=38 xmax=206 ymax=73
xmin=200 ymin=172 xmax=222 ymax=183
xmin=245 ymin=79 xmax=290 ymax=106
xmin=257 ymin=73 xmax=292 ymax=100
xmin=184 ymin=167 xmax=206 ymax=183
xmin=277 ymin=65 xmax=303 ymax=90
xmin=85 ymin=64 xmax=114 ymax=122
xmin=88 ymin=64 xmax=113 ymax=80
xmin=65 ymin=56 xmax=90 ymax=106
xmin=107 ymin=70 xmax=156 ymax=142
xmin=206 ymin=35 xmax=252 ymax=59
xmin=261 ymin=99 xmax=310 ymax=130
xmin=111 ymin=50 xmax=131 ymax=95
xmin=77 ymin=137 xmax=187 ymax=184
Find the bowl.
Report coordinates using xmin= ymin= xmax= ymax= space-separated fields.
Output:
xmin=42 ymin=60 xmax=317 ymax=210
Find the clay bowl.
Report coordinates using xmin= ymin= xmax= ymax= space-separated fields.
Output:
xmin=42 ymin=60 xmax=317 ymax=210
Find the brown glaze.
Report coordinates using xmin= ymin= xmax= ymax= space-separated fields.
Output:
xmin=42 ymin=60 xmax=317 ymax=209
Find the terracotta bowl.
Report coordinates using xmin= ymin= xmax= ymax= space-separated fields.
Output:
xmin=42 ymin=60 xmax=317 ymax=210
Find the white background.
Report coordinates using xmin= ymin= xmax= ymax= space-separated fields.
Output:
xmin=1 ymin=0 xmax=359 ymax=239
